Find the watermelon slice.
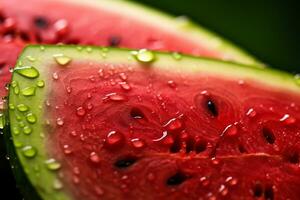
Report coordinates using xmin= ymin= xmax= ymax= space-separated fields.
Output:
xmin=0 ymin=0 xmax=262 ymax=100
xmin=5 ymin=45 xmax=300 ymax=200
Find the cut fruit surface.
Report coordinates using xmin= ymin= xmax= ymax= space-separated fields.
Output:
xmin=0 ymin=0 xmax=261 ymax=99
xmin=6 ymin=45 xmax=300 ymax=200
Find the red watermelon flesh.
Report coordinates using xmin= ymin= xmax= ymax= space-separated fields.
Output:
xmin=0 ymin=0 xmax=260 ymax=99
xmin=38 ymin=56 xmax=300 ymax=199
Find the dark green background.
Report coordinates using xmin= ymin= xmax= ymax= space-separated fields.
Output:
xmin=133 ymin=0 xmax=300 ymax=72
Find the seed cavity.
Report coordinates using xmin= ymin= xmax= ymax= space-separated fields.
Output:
xmin=285 ymin=151 xmax=299 ymax=164
xmin=253 ymin=182 xmax=263 ymax=197
xmin=19 ymin=32 xmax=31 ymax=42
xmin=0 ymin=62 xmax=5 ymax=69
xmin=185 ymin=137 xmax=195 ymax=153
xmin=34 ymin=16 xmax=49 ymax=29
xmin=130 ymin=107 xmax=145 ymax=119
xmin=238 ymin=144 xmax=246 ymax=153
xmin=206 ymin=99 xmax=218 ymax=117
xmin=166 ymin=171 xmax=189 ymax=186
xmin=264 ymin=186 xmax=274 ymax=200
xmin=262 ymin=127 xmax=275 ymax=144
xmin=114 ymin=156 xmax=137 ymax=169
xmin=170 ymin=137 xmax=181 ymax=153
xmin=195 ymin=140 xmax=207 ymax=153
xmin=108 ymin=36 xmax=121 ymax=47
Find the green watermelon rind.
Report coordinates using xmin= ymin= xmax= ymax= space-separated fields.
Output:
xmin=3 ymin=108 xmax=42 ymax=200
xmin=61 ymin=0 xmax=263 ymax=66
xmin=6 ymin=45 xmax=298 ymax=200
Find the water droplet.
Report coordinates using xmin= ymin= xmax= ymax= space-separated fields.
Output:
xmin=211 ymin=157 xmax=220 ymax=165
xmin=12 ymin=126 xmax=20 ymax=135
xmin=45 ymin=158 xmax=61 ymax=170
xmin=98 ymin=69 xmax=104 ymax=78
xmin=104 ymin=93 xmax=126 ymax=102
xmin=11 ymin=81 xmax=18 ymax=88
xmin=70 ymin=130 xmax=77 ymax=137
xmin=17 ymin=104 xmax=29 ymax=112
xmin=53 ymin=179 xmax=63 ymax=190
xmin=86 ymin=47 xmax=93 ymax=53
xmin=63 ymin=144 xmax=72 ymax=154
xmin=52 ymin=72 xmax=59 ymax=80
xmin=21 ymin=87 xmax=36 ymax=96
xmin=120 ymin=82 xmax=131 ymax=91
xmin=26 ymin=113 xmax=37 ymax=124
xmin=131 ymin=138 xmax=145 ymax=149
xmin=76 ymin=107 xmax=86 ymax=116
xmin=280 ymin=114 xmax=296 ymax=125
xmin=225 ymin=176 xmax=238 ymax=186
xmin=153 ymin=131 xmax=173 ymax=145
xmin=26 ymin=56 xmax=36 ymax=62
xmin=9 ymin=103 xmax=15 ymax=110
xmin=132 ymin=49 xmax=155 ymax=63
xmin=76 ymin=46 xmax=83 ymax=51
xmin=172 ymin=52 xmax=182 ymax=60
xmin=164 ymin=118 xmax=183 ymax=131
xmin=13 ymin=86 xmax=20 ymax=95
xmin=105 ymin=131 xmax=124 ymax=148
xmin=53 ymin=54 xmax=72 ymax=66
xmin=294 ymin=74 xmax=300 ymax=85
xmin=72 ymin=175 xmax=80 ymax=184
xmin=23 ymin=126 xmax=32 ymax=135
xmin=73 ymin=167 xmax=80 ymax=174
xmin=56 ymin=118 xmax=64 ymax=126
xmin=200 ymin=176 xmax=210 ymax=186
xmin=222 ymin=124 xmax=238 ymax=136
xmin=87 ymin=103 xmax=93 ymax=110
xmin=89 ymin=152 xmax=101 ymax=164
xmin=0 ymin=113 xmax=4 ymax=129
xmin=167 ymin=80 xmax=177 ymax=88
xmin=36 ymin=80 xmax=45 ymax=88
xmin=246 ymin=108 xmax=257 ymax=118
xmin=119 ymin=73 xmax=127 ymax=80
xmin=218 ymin=184 xmax=228 ymax=196
xmin=22 ymin=146 xmax=37 ymax=158
xmin=18 ymin=121 xmax=25 ymax=128
xmin=54 ymin=19 xmax=69 ymax=36
xmin=14 ymin=140 xmax=23 ymax=148
xmin=15 ymin=66 xmax=39 ymax=79
xmin=175 ymin=16 xmax=191 ymax=28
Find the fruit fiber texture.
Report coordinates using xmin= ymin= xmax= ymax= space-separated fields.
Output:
xmin=0 ymin=0 xmax=260 ymax=99
xmin=7 ymin=46 xmax=300 ymax=200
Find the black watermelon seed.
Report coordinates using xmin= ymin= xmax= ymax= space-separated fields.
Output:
xmin=206 ymin=99 xmax=218 ymax=117
xmin=108 ymin=36 xmax=121 ymax=47
xmin=262 ymin=127 xmax=275 ymax=144
xmin=114 ymin=157 xmax=137 ymax=169
xmin=166 ymin=171 xmax=189 ymax=186
xmin=34 ymin=16 xmax=49 ymax=29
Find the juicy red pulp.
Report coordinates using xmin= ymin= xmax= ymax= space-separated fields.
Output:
xmin=0 ymin=0 xmax=223 ymax=98
xmin=47 ymin=63 xmax=300 ymax=200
